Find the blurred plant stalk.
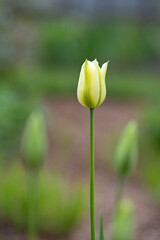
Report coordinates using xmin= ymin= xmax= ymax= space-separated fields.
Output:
xmin=115 ymin=177 xmax=125 ymax=206
xmin=22 ymin=110 xmax=47 ymax=240
xmin=111 ymin=120 xmax=138 ymax=240
xmin=114 ymin=121 xmax=138 ymax=206
xmin=28 ymin=170 xmax=38 ymax=240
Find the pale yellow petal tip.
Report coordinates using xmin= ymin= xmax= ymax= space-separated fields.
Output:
xmin=101 ymin=61 xmax=109 ymax=77
xmin=83 ymin=59 xmax=89 ymax=72
xmin=106 ymin=60 xmax=109 ymax=67
xmin=92 ymin=59 xmax=100 ymax=67
xmin=92 ymin=58 xmax=98 ymax=63
xmin=84 ymin=59 xmax=88 ymax=65
xmin=103 ymin=61 xmax=109 ymax=68
xmin=84 ymin=59 xmax=94 ymax=68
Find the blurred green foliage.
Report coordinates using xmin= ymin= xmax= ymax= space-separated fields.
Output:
xmin=5 ymin=65 xmax=160 ymax=99
xmin=1 ymin=19 xmax=160 ymax=159
xmin=144 ymin=161 xmax=160 ymax=204
xmin=0 ymin=163 xmax=87 ymax=235
xmin=1 ymin=69 xmax=159 ymax=159
xmin=141 ymin=103 xmax=160 ymax=204
xmin=0 ymin=88 xmax=33 ymax=158
xmin=37 ymin=21 xmax=160 ymax=66
xmin=142 ymin=104 xmax=160 ymax=151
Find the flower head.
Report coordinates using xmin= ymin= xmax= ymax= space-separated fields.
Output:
xmin=77 ymin=59 xmax=109 ymax=108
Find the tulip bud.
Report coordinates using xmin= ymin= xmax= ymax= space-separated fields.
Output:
xmin=113 ymin=120 xmax=138 ymax=177
xmin=111 ymin=200 xmax=134 ymax=240
xmin=22 ymin=110 xmax=47 ymax=170
xmin=77 ymin=59 xmax=109 ymax=108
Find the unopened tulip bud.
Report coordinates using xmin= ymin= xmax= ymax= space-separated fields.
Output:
xmin=111 ymin=200 xmax=134 ymax=240
xmin=113 ymin=120 xmax=138 ymax=177
xmin=22 ymin=110 xmax=47 ymax=170
xmin=77 ymin=59 xmax=109 ymax=108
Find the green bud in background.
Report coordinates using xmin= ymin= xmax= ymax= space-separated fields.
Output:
xmin=111 ymin=200 xmax=134 ymax=240
xmin=22 ymin=110 xmax=47 ymax=170
xmin=113 ymin=120 xmax=138 ymax=178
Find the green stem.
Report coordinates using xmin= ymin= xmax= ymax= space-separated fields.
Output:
xmin=90 ymin=108 xmax=95 ymax=240
xmin=28 ymin=170 xmax=38 ymax=240
xmin=115 ymin=177 xmax=125 ymax=207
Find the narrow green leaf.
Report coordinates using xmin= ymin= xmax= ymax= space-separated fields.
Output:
xmin=99 ymin=214 xmax=105 ymax=240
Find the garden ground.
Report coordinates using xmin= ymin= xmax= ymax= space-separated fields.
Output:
xmin=0 ymin=98 xmax=160 ymax=240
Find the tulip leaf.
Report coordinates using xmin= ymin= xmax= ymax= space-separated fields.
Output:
xmin=99 ymin=214 xmax=105 ymax=240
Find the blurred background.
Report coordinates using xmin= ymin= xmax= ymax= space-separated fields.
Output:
xmin=0 ymin=0 xmax=160 ymax=239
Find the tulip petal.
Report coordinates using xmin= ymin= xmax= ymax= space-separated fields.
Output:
xmin=92 ymin=59 xmax=102 ymax=106
xmin=101 ymin=61 xmax=109 ymax=80
xmin=97 ymin=61 xmax=109 ymax=106
xmin=77 ymin=60 xmax=100 ymax=108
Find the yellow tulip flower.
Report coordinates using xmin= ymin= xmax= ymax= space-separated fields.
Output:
xmin=77 ymin=59 xmax=109 ymax=108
